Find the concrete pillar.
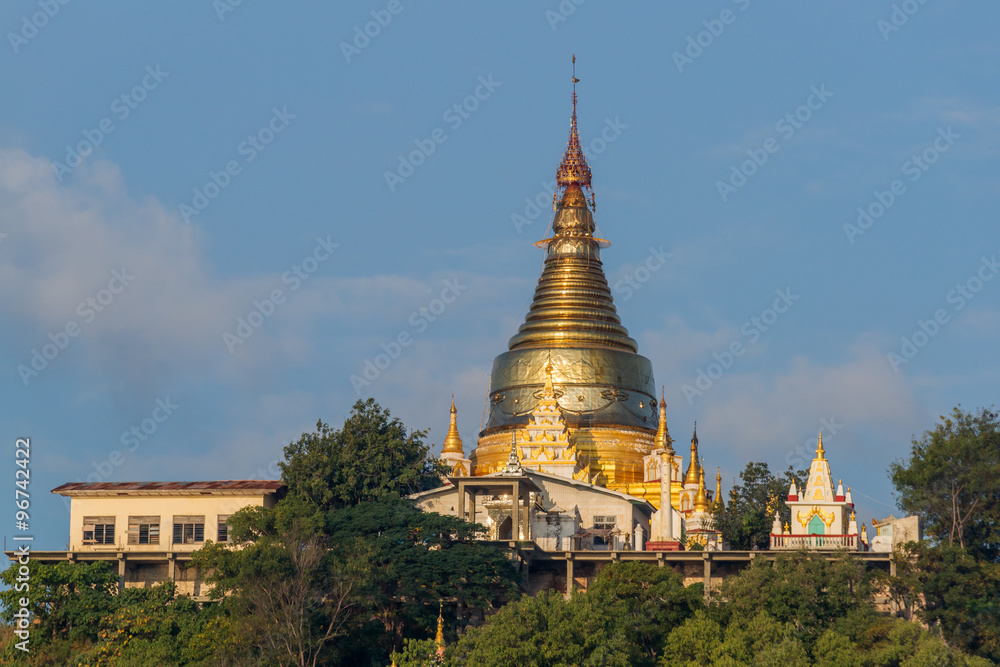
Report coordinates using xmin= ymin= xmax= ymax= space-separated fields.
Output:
xmin=117 ymin=554 xmax=126 ymax=594
xmin=566 ymin=556 xmax=574 ymax=598
xmin=660 ymin=451 xmax=674 ymax=540
xmin=457 ymin=481 xmax=465 ymax=521
xmin=512 ymin=482 xmax=520 ymax=541
xmin=703 ymin=553 xmax=711 ymax=601
xmin=168 ymin=554 xmax=176 ymax=583
xmin=635 ymin=524 xmax=644 ymax=552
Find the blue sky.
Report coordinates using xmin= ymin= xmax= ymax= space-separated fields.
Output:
xmin=1 ymin=1 xmax=996 ymax=549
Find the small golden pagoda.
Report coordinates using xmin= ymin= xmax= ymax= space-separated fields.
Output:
xmin=471 ymin=57 xmax=658 ymax=487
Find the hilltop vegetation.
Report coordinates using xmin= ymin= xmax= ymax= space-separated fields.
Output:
xmin=1 ymin=401 xmax=998 ymax=666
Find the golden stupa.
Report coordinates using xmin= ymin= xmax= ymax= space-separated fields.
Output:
xmin=471 ymin=59 xmax=658 ymax=488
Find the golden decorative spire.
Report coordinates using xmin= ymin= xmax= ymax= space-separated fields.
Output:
xmin=555 ymin=54 xmax=594 ymax=208
xmin=714 ymin=467 xmax=724 ymax=508
xmin=442 ymin=397 xmax=464 ymax=454
xmin=685 ymin=423 xmax=701 ymax=485
xmin=654 ymin=390 xmax=674 ymax=454
xmin=694 ymin=466 xmax=710 ymax=512
xmin=435 ymin=601 xmax=444 ymax=648
xmin=505 ymin=58 xmax=636 ymax=354
xmin=815 ymin=432 xmax=825 ymax=460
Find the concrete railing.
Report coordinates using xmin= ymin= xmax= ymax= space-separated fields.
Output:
xmin=770 ymin=533 xmax=862 ymax=551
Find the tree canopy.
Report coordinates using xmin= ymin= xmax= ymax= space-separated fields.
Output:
xmin=713 ymin=462 xmax=804 ymax=550
xmin=890 ymin=406 xmax=1000 ymax=562
xmin=279 ymin=397 xmax=448 ymax=511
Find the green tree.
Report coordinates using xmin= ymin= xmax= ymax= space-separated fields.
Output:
xmin=196 ymin=496 xmax=518 ymax=666
xmin=451 ymin=562 xmax=701 ymax=667
xmin=584 ymin=561 xmax=703 ymax=665
xmin=909 ymin=545 xmax=1000 ymax=662
xmin=715 ymin=552 xmax=877 ymax=645
xmin=279 ymin=398 xmax=448 ymax=511
xmin=0 ymin=559 xmax=117 ymax=644
xmin=713 ymin=462 xmax=804 ymax=550
xmin=890 ymin=406 xmax=1000 ymax=561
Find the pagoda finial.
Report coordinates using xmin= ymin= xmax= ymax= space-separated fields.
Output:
xmin=654 ymin=388 xmax=674 ymax=453
xmin=685 ymin=423 xmax=700 ymax=486
xmin=694 ymin=466 xmax=710 ymax=512
xmin=442 ymin=396 xmax=464 ymax=454
xmin=555 ymin=54 xmax=594 ymax=210
xmin=816 ymin=432 xmax=826 ymax=460
xmin=715 ymin=467 xmax=724 ymax=508
xmin=498 ymin=430 xmax=524 ymax=476
xmin=435 ymin=601 xmax=444 ymax=648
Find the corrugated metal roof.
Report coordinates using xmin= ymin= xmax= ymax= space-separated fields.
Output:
xmin=52 ymin=480 xmax=286 ymax=495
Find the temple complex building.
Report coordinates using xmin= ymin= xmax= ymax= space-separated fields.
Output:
xmin=439 ymin=63 xmax=719 ymax=551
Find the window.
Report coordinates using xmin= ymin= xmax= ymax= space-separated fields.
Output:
xmin=593 ymin=515 xmax=616 ymax=548
xmin=172 ymin=515 xmax=205 ymax=544
xmin=82 ymin=516 xmax=115 ymax=545
xmin=217 ymin=515 xmax=231 ymax=543
xmin=593 ymin=515 xmax=616 ymax=530
xmin=128 ymin=516 xmax=160 ymax=545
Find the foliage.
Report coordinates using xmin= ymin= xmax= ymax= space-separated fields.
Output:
xmin=712 ymin=462 xmax=805 ymax=550
xmin=906 ymin=544 xmax=1000 ymax=662
xmin=195 ymin=496 xmax=518 ymax=665
xmin=451 ymin=562 xmax=701 ymax=667
xmin=662 ymin=609 xmax=810 ymax=667
xmin=0 ymin=560 xmax=117 ymax=644
xmin=391 ymin=638 xmax=445 ymax=667
xmin=715 ymin=551 xmax=878 ymax=645
xmin=890 ymin=406 xmax=1000 ymax=562
xmin=279 ymin=398 xmax=448 ymax=511
xmin=0 ymin=564 xmax=218 ymax=666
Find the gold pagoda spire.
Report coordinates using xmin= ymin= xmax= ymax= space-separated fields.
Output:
xmin=435 ymin=601 xmax=444 ymax=648
xmin=815 ymin=432 xmax=825 ymax=460
xmin=685 ymin=423 xmax=701 ymax=485
xmin=693 ymin=465 xmax=710 ymax=512
xmin=555 ymin=54 xmax=594 ymax=209
xmin=506 ymin=56 xmax=637 ymax=354
xmin=654 ymin=390 xmax=674 ymax=454
xmin=442 ymin=397 xmax=464 ymax=454
xmin=714 ymin=467 xmax=724 ymax=508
